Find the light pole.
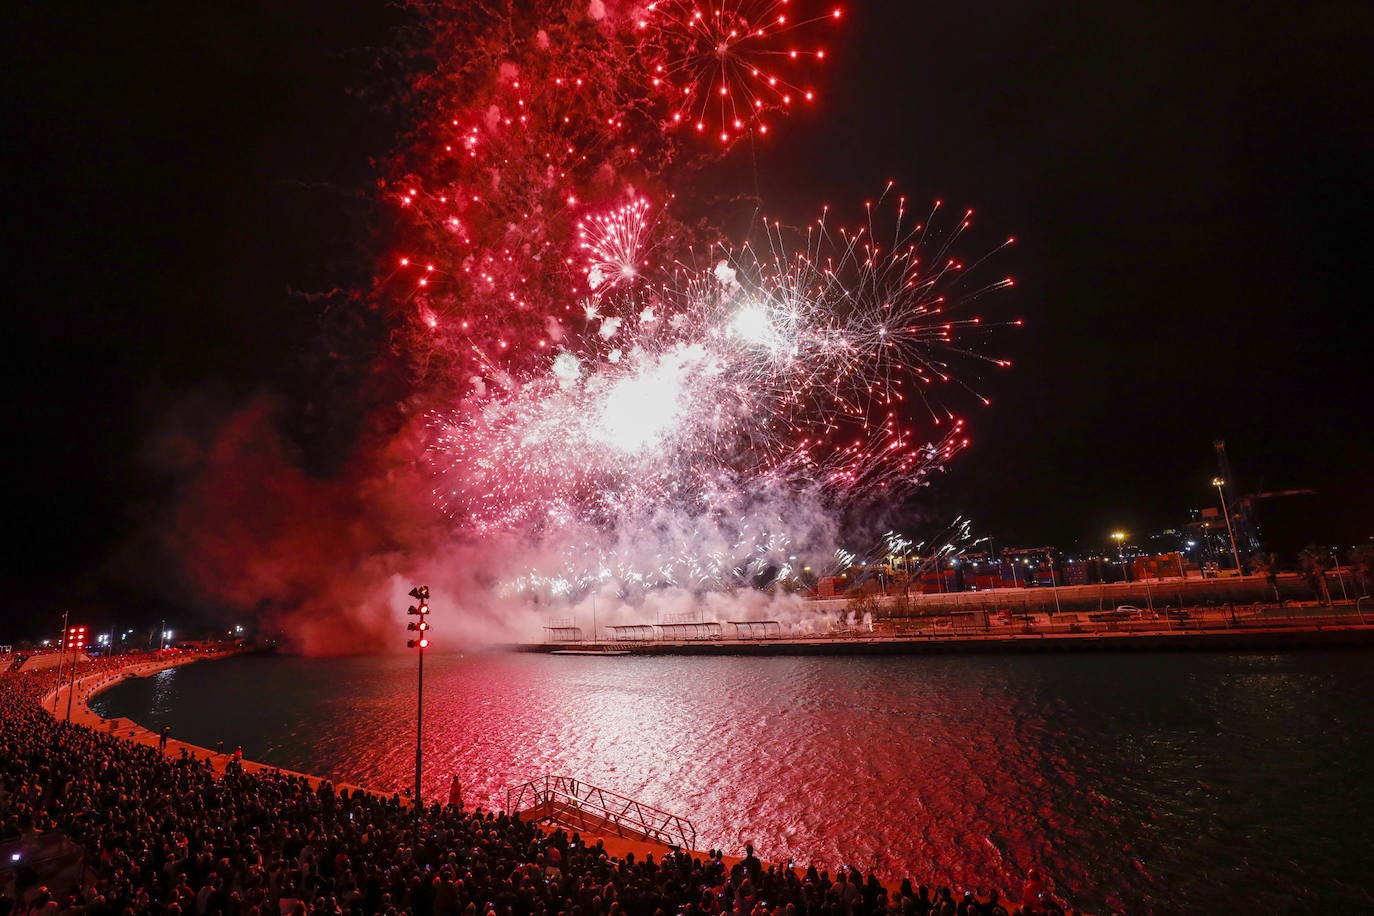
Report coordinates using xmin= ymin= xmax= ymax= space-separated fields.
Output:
xmin=1332 ymin=547 xmax=1349 ymax=601
xmin=1047 ymin=552 xmax=1062 ymax=617
xmin=65 ymin=625 xmax=87 ymax=721
xmin=1212 ymin=478 xmax=1245 ymax=577
xmin=52 ymin=609 xmax=69 ymax=714
xmin=405 ymin=585 xmax=431 ymax=808
xmin=1112 ymin=532 xmax=1128 ymax=582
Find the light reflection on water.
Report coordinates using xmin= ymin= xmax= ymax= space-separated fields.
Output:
xmin=91 ymin=650 xmax=1374 ymax=913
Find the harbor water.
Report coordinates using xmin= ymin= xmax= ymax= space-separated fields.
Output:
xmin=91 ymin=649 xmax=1374 ymax=912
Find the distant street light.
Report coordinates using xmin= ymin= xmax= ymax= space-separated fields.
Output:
xmin=1112 ymin=532 xmax=1129 ymax=582
xmin=1332 ymin=547 xmax=1349 ymax=601
xmin=1047 ymin=551 xmax=1063 ymax=616
xmin=1212 ymin=478 xmax=1245 ymax=576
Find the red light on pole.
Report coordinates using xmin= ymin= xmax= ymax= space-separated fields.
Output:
xmin=64 ymin=625 xmax=87 ymax=721
xmin=64 ymin=625 xmax=87 ymax=651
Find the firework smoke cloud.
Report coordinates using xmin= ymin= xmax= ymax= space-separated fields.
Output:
xmin=161 ymin=1 xmax=1018 ymax=650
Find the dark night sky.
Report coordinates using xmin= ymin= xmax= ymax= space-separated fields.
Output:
xmin=4 ymin=1 xmax=1372 ymax=632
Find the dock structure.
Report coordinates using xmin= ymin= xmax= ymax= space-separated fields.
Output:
xmin=543 ymin=625 xmax=585 ymax=643
xmin=654 ymin=621 xmax=721 ymax=640
xmin=609 ymin=624 xmax=654 ymax=642
xmin=508 ymin=775 xmax=696 ymax=851
xmin=521 ymin=604 xmax=1374 ymax=656
xmin=727 ymin=620 xmax=782 ymax=639
xmin=610 ymin=623 xmax=730 ymax=645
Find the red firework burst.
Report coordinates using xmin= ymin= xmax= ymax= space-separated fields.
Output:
xmin=637 ymin=0 xmax=842 ymax=145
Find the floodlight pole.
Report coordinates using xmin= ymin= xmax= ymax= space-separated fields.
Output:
xmin=405 ymin=585 xmax=431 ymax=811
xmin=65 ymin=648 xmax=78 ymax=719
xmin=415 ymin=638 xmax=424 ymax=806
xmin=64 ymin=624 xmax=87 ymax=721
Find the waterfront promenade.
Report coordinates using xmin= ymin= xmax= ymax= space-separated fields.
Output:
xmin=2 ymin=652 xmax=1087 ymax=914
xmin=526 ymin=602 xmax=1374 ymax=655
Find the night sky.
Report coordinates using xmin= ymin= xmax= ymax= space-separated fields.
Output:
xmin=5 ymin=1 xmax=1372 ymax=634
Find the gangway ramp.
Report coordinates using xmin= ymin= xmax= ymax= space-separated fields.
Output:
xmin=507 ymin=775 xmax=696 ymax=851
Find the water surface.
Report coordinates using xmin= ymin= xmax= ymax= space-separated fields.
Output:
xmin=92 ymin=650 xmax=1374 ymax=912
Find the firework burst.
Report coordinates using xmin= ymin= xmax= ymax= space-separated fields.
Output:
xmin=579 ymin=197 xmax=664 ymax=296
xmin=372 ymin=4 xmax=1018 ymax=598
xmin=637 ymin=0 xmax=842 ymax=145
xmin=427 ymin=189 xmax=1015 ymax=572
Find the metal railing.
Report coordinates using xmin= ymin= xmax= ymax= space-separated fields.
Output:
xmin=870 ymin=602 xmax=1374 ymax=638
xmin=507 ymin=775 xmax=696 ymax=851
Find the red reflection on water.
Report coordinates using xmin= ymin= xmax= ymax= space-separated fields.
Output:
xmin=298 ymin=654 xmax=1088 ymax=902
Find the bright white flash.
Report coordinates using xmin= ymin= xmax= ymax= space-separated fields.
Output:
xmin=730 ymin=304 xmax=775 ymax=346
xmin=551 ymin=351 xmax=582 ymax=388
xmin=599 ymin=366 xmax=682 ymax=452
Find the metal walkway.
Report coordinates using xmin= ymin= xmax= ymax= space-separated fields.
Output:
xmin=507 ymin=775 xmax=696 ymax=851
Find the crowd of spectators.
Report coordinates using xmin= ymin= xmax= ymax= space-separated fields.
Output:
xmin=1 ymin=661 xmax=1080 ymax=916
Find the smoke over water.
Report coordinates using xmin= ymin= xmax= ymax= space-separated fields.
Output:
xmin=151 ymin=1 xmax=1015 ymax=653
xmin=154 ymin=397 xmax=853 ymax=654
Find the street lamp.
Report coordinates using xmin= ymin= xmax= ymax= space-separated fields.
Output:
xmin=1212 ymin=478 xmax=1245 ymax=576
xmin=1046 ymin=551 xmax=1062 ymax=616
xmin=1112 ymin=532 xmax=1128 ymax=582
xmin=405 ymin=585 xmax=431 ymax=808
xmin=1331 ymin=546 xmax=1349 ymax=601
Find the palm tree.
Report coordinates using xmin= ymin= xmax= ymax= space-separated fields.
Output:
xmin=1298 ymin=545 xmax=1333 ymax=606
xmin=1250 ymin=551 xmax=1282 ymax=603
